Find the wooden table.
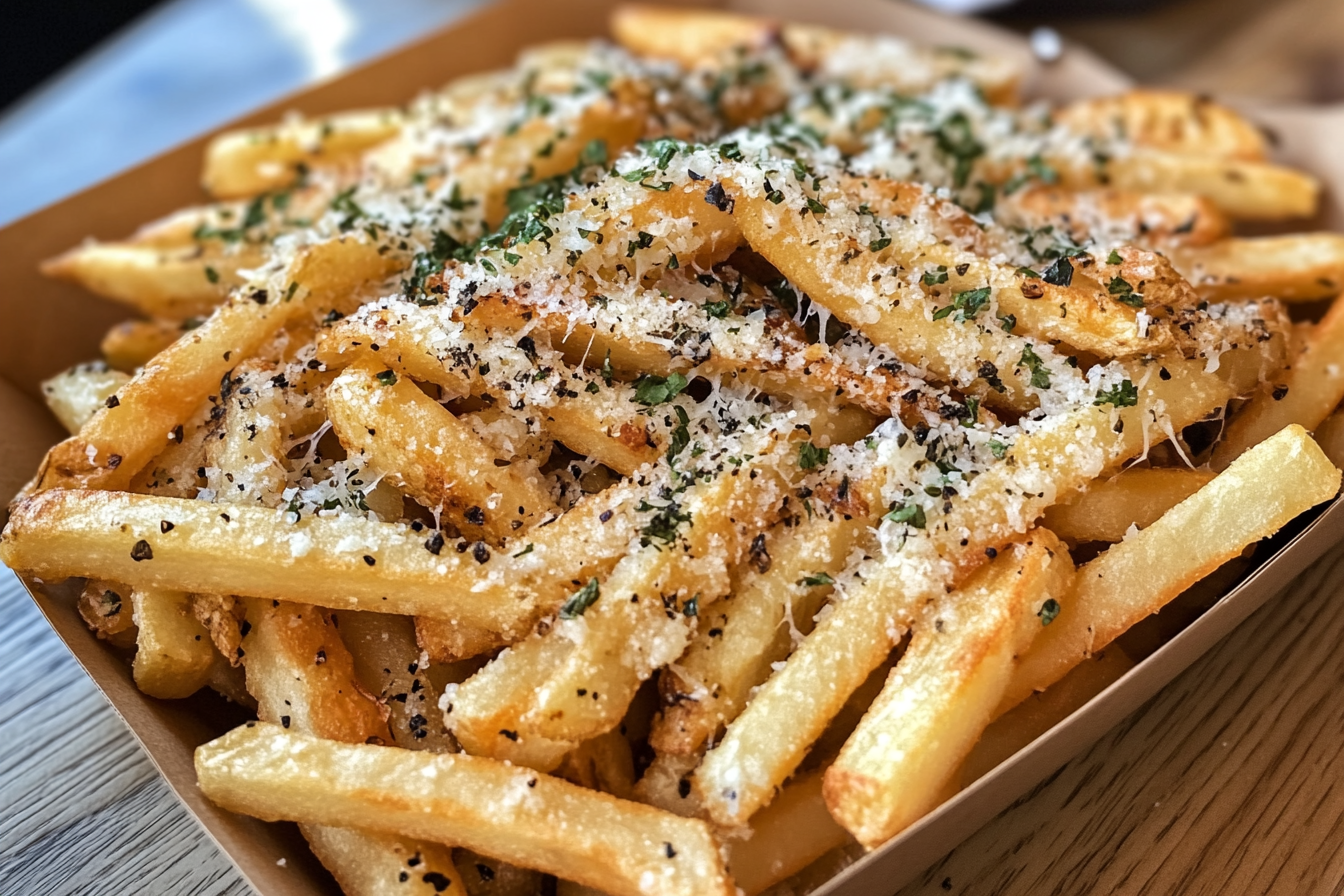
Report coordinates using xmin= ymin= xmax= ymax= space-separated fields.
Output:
xmin=5 ymin=0 xmax=1344 ymax=894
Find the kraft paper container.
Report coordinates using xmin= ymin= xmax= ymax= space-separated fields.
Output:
xmin=2 ymin=1 xmax=1342 ymax=893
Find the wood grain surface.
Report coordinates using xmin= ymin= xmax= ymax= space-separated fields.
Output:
xmin=6 ymin=0 xmax=1344 ymax=894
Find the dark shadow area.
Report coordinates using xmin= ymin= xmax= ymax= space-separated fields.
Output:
xmin=2 ymin=0 xmax=164 ymax=113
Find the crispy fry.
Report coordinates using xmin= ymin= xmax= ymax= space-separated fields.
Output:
xmin=1042 ymin=467 xmax=1217 ymax=543
xmin=1004 ymin=425 xmax=1339 ymax=711
xmin=726 ymin=770 xmax=851 ymax=896
xmin=610 ymin=6 xmax=778 ymax=67
xmin=824 ymin=532 xmax=1071 ymax=847
xmin=340 ymin=610 xmax=455 ymax=752
xmin=1212 ymin=298 xmax=1344 ymax=470
xmin=131 ymin=587 xmax=217 ymax=699
xmin=1005 ymin=186 xmax=1230 ymax=247
xmin=1057 ymin=90 xmax=1270 ymax=162
xmin=33 ymin=237 xmax=398 ymax=492
xmin=203 ymin=109 xmax=404 ymax=199
xmin=41 ymin=242 xmax=256 ymax=319
xmin=77 ymin=578 xmax=137 ymax=648
xmin=101 ymin=319 xmax=188 ymax=372
xmin=328 ymin=359 xmax=558 ymax=540
xmin=1085 ymin=152 xmax=1319 ymax=221
xmin=196 ymin=722 xmax=735 ymax=896
xmin=1313 ymin=408 xmax=1344 ymax=469
xmin=41 ymin=363 xmax=130 ymax=434
xmin=1169 ymin=233 xmax=1344 ymax=302
xmin=650 ymin=494 xmax=876 ymax=755
xmin=450 ymin=449 xmax=786 ymax=761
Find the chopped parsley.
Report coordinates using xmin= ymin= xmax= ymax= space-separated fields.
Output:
xmin=798 ymin=442 xmax=829 ymax=470
xmin=1094 ymin=379 xmax=1139 ymax=407
xmin=1108 ymin=276 xmax=1144 ymax=308
xmin=1018 ymin=344 xmax=1051 ymax=389
xmin=800 ymin=572 xmax=835 ymax=587
xmin=559 ymin=578 xmax=601 ymax=619
xmin=1038 ymin=598 xmax=1061 ymax=626
xmin=884 ymin=501 xmax=927 ymax=528
xmin=931 ymin=287 xmax=992 ymax=323
xmin=633 ymin=372 xmax=689 ymax=406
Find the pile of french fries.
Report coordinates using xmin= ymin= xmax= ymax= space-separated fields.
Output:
xmin=7 ymin=5 xmax=1344 ymax=894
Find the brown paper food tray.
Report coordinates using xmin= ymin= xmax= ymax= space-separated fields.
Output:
xmin=1 ymin=1 xmax=1342 ymax=893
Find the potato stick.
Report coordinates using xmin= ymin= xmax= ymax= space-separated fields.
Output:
xmin=302 ymin=826 xmax=464 ymax=896
xmin=726 ymin=770 xmax=851 ymax=896
xmin=130 ymin=587 xmax=217 ymax=699
xmin=472 ymin=296 xmax=922 ymax=421
xmin=77 ymin=579 xmax=137 ymax=648
xmin=1212 ymin=298 xmax=1344 ymax=470
xmin=415 ymin=615 xmax=515 ymax=665
xmin=524 ymin=456 xmax=786 ymax=742
xmin=101 ymin=319 xmax=187 ymax=372
xmin=650 ymin=502 xmax=875 ymax=755
xmin=824 ymin=532 xmax=1071 ymax=847
xmin=41 ymin=363 xmax=130 ymax=434
xmin=242 ymin=600 xmax=466 ymax=895
xmin=204 ymin=366 xmax=290 ymax=505
xmin=960 ymin=646 xmax=1133 ymax=787
xmin=203 ymin=108 xmax=404 ymax=199
xmin=609 ymin=5 xmax=778 ymax=67
xmin=317 ymin=308 xmax=474 ymax=395
xmin=242 ymin=599 xmax=393 ymax=746
xmin=336 ymin=610 xmax=455 ymax=753
xmin=693 ymin=551 xmax=925 ymax=827
xmin=1005 ymin=187 xmax=1230 ymax=247
xmin=1313 ymin=408 xmax=1344 ymax=469
xmin=556 ymin=728 xmax=637 ymax=800
xmin=452 ymin=452 xmax=786 ymax=755
xmin=196 ymin=722 xmax=735 ymax=896
xmin=459 ymin=92 xmax=649 ymax=227
xmin=327 ymin=360 xmax=558 ymax=540
xmin=728 ymin=181 xmax=1037 ymax=409
xmin=41 ymin=242 xmax=257 ymax=319
xmin=1003 ymin=424 xmax=1339 ymax=711
xmin=1041 ymin=467 xmax=1217 ymax=543
xmin=1068 ymin=151 xmax=1319 ymax=221
xmin=34 ymin=237 xmax=398 ymax=492
xmin=840 ymin=177 xmax=1175 ymax=358
xmin=1169 ymin=233 xmax=1344 ymax=302
xmin=695 ymin=356 xmax=1236 ymax=825
xmin=633 ymin=752 xmax=704 ymax=818
xmin=778 ymin=24 xmax=1020 ymax=104
xmin=1057 ymin=90 xmax=1269 ymax=162
xmin=0 ymin=485 xmax=644 ymax=634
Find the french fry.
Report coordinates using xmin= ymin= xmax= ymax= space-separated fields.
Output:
xmin=77 ymin=579 xmax=137 ymax=648
xmin=0 ymin=488 xmax=618 ymax=634
xmin=823 ymin=532 xmax=1071 ymax=847
xmin=695 ymin=356 xmax=1239 ymax=826
xmin=1003 ymin=425 xmax=1340 ymax=711
xmin=1313 ymin=408 xmax=1344 ymax=469
xmin=633 ymin=752 xmax=704 ymax=818
xmin=1005 ymin=187 xmax=1230 ymax=247
xmin=41 ymin=242 xmax=256 ymax=319
xmin=650 ymin=495 xmax=876 ymax=755
xmin=451 ymin=449 xmax=787 ymax=759
xmin=41 ymin=363 xmax=130 ymax=434
xmin=1057 ymin=90 xmax=1270 ymax=162
xmin=960 ymin=646 xmax=1133 ymax=787
xmin=130 ymin=587 xmax=217 ymax=699
xmin=556 ymin=728 xmax=637 ymax=800
xmin=101 ymin=319 xmax=189 ymax=372
xmin=242 ymin=598 xmax=468 ymax=895
xmin=33 ymin=236 xmax=398 ymax=492
xmin=327 ymin=359 xmax=558 ymax=540
xmin=1169 ymin=233 xmax=1344 ymax=302
xmin=610 ymin=5 xmax=778 ymax=67
xmin=203 ymin=109 xmax=404 ymax=199
xmin=195 ymin=722 xmax=735 ymax=896
xmin=726 ymin=770 xmax=851 ymax=896
xmin=1212 ymin=297 xmax=1344 ymax=470
xmin=1041 ymin=467 xmax=1217 ymax=543
xmin=1081 ymin=151 xmax=1319 ymax=221
xmin=302 ymin=826 xmax=464 ymax=896
xmin=340 ymin=610 xmax=455 ymax=752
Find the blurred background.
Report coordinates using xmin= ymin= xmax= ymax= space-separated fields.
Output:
xmin=2 ymin=0 xmax=1341 ymax=227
